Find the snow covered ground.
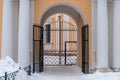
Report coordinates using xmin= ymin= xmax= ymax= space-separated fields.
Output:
xmin=1 ymin=56 xmax=120 ymax=80
xmin=28 ymin=66 xmax=120 ymax=80
xmin=0 ymin=56 xmax=19 ymax=76
xmin=81 ymin=71 xmax=120 ymax=80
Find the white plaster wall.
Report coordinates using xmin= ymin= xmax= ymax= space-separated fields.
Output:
xmin=2 ymin=0 xmax=13 ymax=58
xmin=18 ymin=0 xmax=30 ymax=67
xmin=12 ymin=1 xmax=19 ymax=62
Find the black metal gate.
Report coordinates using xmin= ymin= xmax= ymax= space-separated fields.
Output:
xmin=33 ymin=17 xmax=78 ymax=72
xmin=33 ymin=25 xmax=44 ymax=73
xmin=33 ymin=24 xmax=89 ymax=73
xmin=82 ymin=25 xmax=89 ymax=74
xmin=43 ymin=17 xmax=77 ymax=66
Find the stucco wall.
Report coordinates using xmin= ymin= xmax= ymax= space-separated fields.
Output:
xmin=34 ymin=0 xmax=92 ymax=26
xmin=43 ymin=14 xmax=76 ymax=51
xmin=34 ymin=0 xmax=92 ymax=68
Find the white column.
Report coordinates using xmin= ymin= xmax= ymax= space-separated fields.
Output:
xmin=96 ymin=0 xmax=108 ymax=68
xmin=63 ymin=14 xmax=69 ymax=50
xmin=2 ymin=0 xmax=13 ymax=58
xmin=113 ymin=0 xmax=120 ymax=69
xmin=56 ymin=14 xmax=60 ymax=52
xmin=18 ymin=0 xmax=30 ymax=67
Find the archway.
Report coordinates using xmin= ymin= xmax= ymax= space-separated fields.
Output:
xmin=33 ymin=3 xmax=90 ymax=74
xmin=40 ymin=3 xmax=86 ymax=25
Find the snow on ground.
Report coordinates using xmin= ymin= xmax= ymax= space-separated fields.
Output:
xmin=28 ymin=66 xmax=83 ymax=80
xmin=0 ymin=56 xmax=19 ymax=76
xmin=81 ymin=71 xmax=120 ymax=80
xmin=1 ymin=56 xmax=120 ymax=80
xmin=28 ymin=66 xmax=120 ymax=80
xmin=15 ymin=70 xmax=29 ymax=80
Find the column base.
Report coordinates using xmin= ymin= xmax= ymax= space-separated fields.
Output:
xmin=95 ymin=67 xmax=112 ymax=72
xmin=111 ymin=68 xmax=120 ymax=72
xmin=89 ymin=68 xmax=96 ymax=74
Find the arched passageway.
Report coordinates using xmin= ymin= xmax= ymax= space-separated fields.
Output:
xmin=33 ymin=3 xmax=90 ymax=74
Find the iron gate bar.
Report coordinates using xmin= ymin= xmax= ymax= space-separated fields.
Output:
xmin=39 ymin=26 xmax=44 ymax=72
xmin=41 ymin=30 xmax=44 ymax=72
xmin=33 ymin=25 xmax=44 ymax=73
xmin=33 ymin=25 xmax=35 ymax=73
xmin=33 ymin=25 xmax=41 ymax=73
xmin=39 ymin=27 xmax=41 ymax=72
xmin=64 ymin=41 xmax=77 ymax=65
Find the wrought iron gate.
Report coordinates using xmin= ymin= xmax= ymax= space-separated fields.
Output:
xmin=33 ymin=25 xmax=44 ymax=73
xmin=33 ymin=23 xmax=89 ymax=74
xmin=43 ymin=18 xmax=77 ymax=66
xmin=33 ymin=17 xmax=78 ymax=72
xmin=82 ymin=25 xmax=89 ymax=74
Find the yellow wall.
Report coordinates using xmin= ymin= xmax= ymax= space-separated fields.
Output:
xmin=34 ymin=0 xmax=92 ymax=26
xmin=44 ymin=14 xmax=77 ymax=52
xmin=69 ymin=17 xmax=75 ymax=51
xmin=34 ymin=0 xmax=92 ymax=68
xmin=51 ymin=15 xmax=56 ymax=51
xmin=0 ymin=0 xmax=3 ymax=58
